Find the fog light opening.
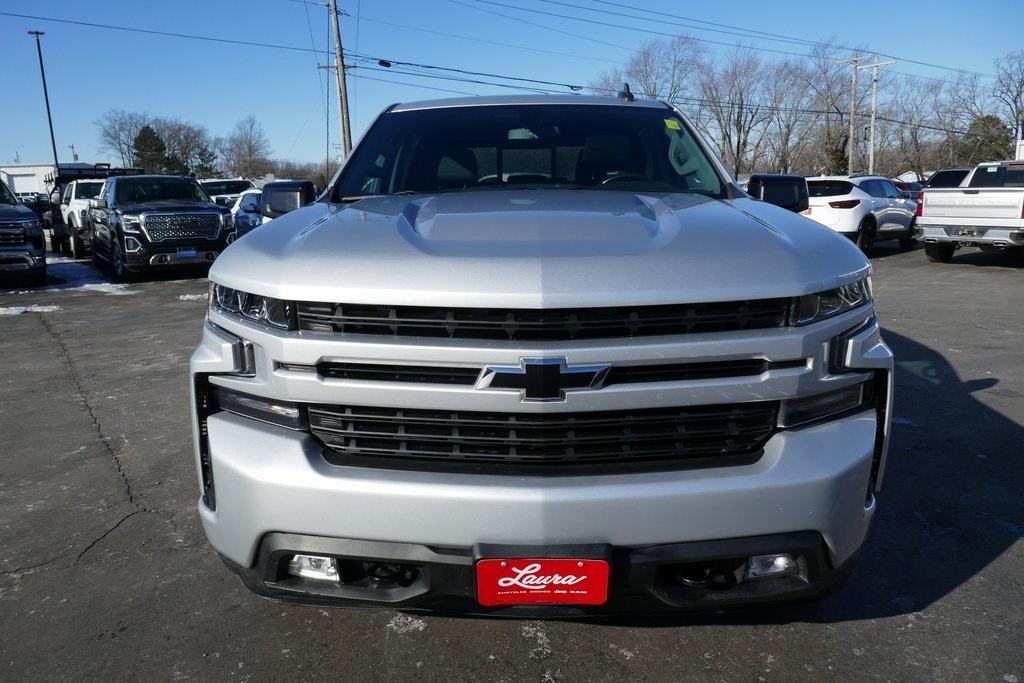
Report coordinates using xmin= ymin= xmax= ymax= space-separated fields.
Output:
xmin=288 ymin=554 xmax=340 ymax=582
xmin=744 ymin=553 xmax=798 ymax=581
xmin=366 ymin=562 xmax=420 ymax=588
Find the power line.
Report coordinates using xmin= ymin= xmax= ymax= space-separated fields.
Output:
xmin=0 ymin=11 xmax=584 ymax=91
xmin=468 ymin=0 xmax=997 ymax=80
xmin=355 ymin=14 xmax=621 ymax=64
xmin=349 ymin=73 xmax=479 ymax=97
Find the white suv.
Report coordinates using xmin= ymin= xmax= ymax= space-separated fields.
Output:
xmin=804 ymin=175 xmax=916 ymax=253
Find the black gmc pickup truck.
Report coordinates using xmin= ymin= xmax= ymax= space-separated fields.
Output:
xmin=87 ymin=175 xmax=232 ymax=281
xmin=0 ymin=178 xmax=47 ymax=286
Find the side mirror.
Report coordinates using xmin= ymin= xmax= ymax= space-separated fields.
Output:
xmin=746 ymin=174 xmax=810 ymax=213
xmin=90 ymin=198 xmax=107 ymax=209
xmin=260 ymin=180 xmax=316 ymax=219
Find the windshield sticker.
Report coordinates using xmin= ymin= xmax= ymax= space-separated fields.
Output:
xmin=664 ymin=119 xmax=682 ymax=130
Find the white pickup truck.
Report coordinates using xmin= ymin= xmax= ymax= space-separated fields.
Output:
xmin=916 ymin=160 xmax=1024 ymax=263
xmin=59 ymin=179 xmax=105 ymax=258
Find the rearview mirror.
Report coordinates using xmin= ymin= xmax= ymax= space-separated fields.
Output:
xmin=260 ymin=180 xmax=316 ymax=219
xmin=745 ymin=174 xmax=810 ymax=213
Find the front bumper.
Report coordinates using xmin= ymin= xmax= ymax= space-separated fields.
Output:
xmin=0 ymin=248 xmax=46 ymax=272
xmin=123 ymin=240 xmax=224 ymax=268
xmin=223 ymin=530 xmax=857 ymax=616
xmin=917 ymin=224 xmax=1024 ymax=248
xmin=191 ymin=303 xmax=893 ymax=613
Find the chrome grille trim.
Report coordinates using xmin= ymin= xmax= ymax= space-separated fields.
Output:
xmin=141 ymin=212 xmax=222 ymax=242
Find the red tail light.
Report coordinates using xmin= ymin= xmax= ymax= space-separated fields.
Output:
xmin=916 ymin=192 xmax=924 ymax=217
xmin=828 ymin=199 xmax=861 ymax=209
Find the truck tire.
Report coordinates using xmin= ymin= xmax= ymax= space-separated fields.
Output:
xmin=110 ymin=242 xmax=134 ymax=283
xmin=925 ymin=243 xmax=955 ymax=263
xmin=50 ymin=233 xmax=65 ymax=254
xmin=899 ymin=221 xmax=916 ymax=250
xmin=855 ymin=218 xmax=876 ymax=256
xmin=69 ymin=221 xmax=86 ymax=259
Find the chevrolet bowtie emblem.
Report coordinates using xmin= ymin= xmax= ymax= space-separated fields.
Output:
xmin=476 ymin=357 xmax=611 ymax=402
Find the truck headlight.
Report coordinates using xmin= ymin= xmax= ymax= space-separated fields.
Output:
xmin=210 ymin=385 xmax=305 ymax=429
xmin=209 ymin=282 xmax=294 ymax=330
xmin=791 ymin=278 xmax=872 ymax=326
xmin=121 ymin=215 xmax=142 ymax=234
xmin=220 ymin=213 xmax=233 ymax=229
xmin=779 ymin=380 xmax=875 ymax=428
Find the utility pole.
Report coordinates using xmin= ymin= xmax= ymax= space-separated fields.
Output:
xmin=327 ymin=0 xmax=352 ymax=158
xmin=28 ymin=31 xmax=60 ymax=172
xmin=847 ymin=54 xmax=859 ymax=175
xmin=860 ymin=59 xmax=895 ymax=174
xmin=68 ymin=143 xmax=78 ymax=162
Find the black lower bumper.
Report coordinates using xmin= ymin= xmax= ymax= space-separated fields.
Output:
xmin=223 ymin=531 xmax=857 ymax=617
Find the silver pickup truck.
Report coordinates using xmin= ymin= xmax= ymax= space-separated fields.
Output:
xmin=916 ymin=160 xmax=1024 ymax=262
xmin=190 ymin=94 xmax=893 ymax=616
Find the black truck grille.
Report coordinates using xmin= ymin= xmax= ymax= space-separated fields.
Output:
xmin=0 ymin=231 xmax=25 ymax=246
xmin=143 ymin=213 xmax=221 ymax=242
xmin=308 ymin=402 xmax=778 ymax=472
xmin=296 ymin=299 xmax=792 ymax=341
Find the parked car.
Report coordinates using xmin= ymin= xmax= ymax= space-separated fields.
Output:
xmin=199 ymin=178 xmax=256 ymax=208
xmin=915 ymin=160 xmax=1024 ymax=262
xmin=86 ymin=175 xmax=232 ymax=281
xmin=228 ymin=189 xmax=262 ymax=241
xmin=891 ymin=179 xmax=923 ymax=193
xmin=58 ymin=180 xmax=104 ymax=258
xmin=923 ymin=166 xmax=972 ymax=189
xmin=191 ymin=94 xmax=893 ymax=615
xmin=804 ymin=175 xmax=917 ymax=253
xmin=0 ymin=179 xmax=47 ymax=285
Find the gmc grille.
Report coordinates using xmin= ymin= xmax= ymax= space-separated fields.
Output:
xmin=296 ymin=299 xmax=791 ymax=341
xmin=142 ymin=213 xmax=221 ymax=242
xmin=308 ymin=402 xmax=778 ymax=473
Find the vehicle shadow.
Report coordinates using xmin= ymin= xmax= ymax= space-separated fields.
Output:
xmin=561 ymin=328 xmax=1024 ymax=627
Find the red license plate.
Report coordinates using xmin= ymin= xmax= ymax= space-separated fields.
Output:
xmin=475 ymin=558 xmax=610 ymax=606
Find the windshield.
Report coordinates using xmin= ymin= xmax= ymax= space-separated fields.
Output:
xmin=926 ymin=170 xmax=969 ymax=188
xmin=116 ymin=178 xmax=209 ymax=204
xmin=77 ymin=182 xmax=103 ymax=200
xmin=967 ymin=165 xmax=1024 ymax=188
xmin=201 ymin=180 xmax=254 ymax=196
xmin=333 ymin=104 xmax=724 ymax=199
xmin=0 ymin=181 xmax=16 ymax=205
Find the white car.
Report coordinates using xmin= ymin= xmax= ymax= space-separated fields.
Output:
xmin=199 ymin=178 xmax=256 ymax=209
xmin=59 ymin=180 xmax=105 ymax=258
xmin=804 ymin=175 xmax=917 ymax=253
xmin=228 ymin=188 xmax=263 ymax=242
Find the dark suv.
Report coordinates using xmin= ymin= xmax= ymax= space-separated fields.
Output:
xmin=0 ymin=179 xmax=47 ymax=286
xmin=87 ymin=175 xmax=232 ymax=280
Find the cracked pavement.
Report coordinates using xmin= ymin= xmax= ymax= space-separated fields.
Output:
xmin=0 ymin=247 xmax=1022 ymax=681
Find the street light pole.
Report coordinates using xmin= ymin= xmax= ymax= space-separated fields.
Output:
xmin=847 ymin=54 xmax=859 ymax=175
xmin=28 ymin=30 xmax=60 ymax=172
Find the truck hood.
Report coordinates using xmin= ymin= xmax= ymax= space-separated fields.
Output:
xmin=0 ymin=204 xmax=37 ymax=221
xmin=211 ymin=190 xmax=870 ymax=308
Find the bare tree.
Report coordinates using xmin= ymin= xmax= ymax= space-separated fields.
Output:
xmin=94 ymin=109 xmax=149 ymax=166
xmin=590 ymin=36 xmax=703 ymax=102
xmin=222 ymin=116 xmax=273 ymax=178
xmin=993 ymin=51 xmax=1024 ymax=142
xmin=763 ymin=60 xmax=815 ymax=173
xmin=696 ymin=50 xmax=773 ymax=177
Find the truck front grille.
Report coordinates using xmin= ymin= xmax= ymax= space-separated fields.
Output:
xmin=296 ymin=299 xmax=791 ymax=341
xmin=0 ymin=231 xmax=25 ymax=246
xmin=142 ymin=213 xmax=221 ymax=242
xmin=308 ymin=401 xmax=778 ymax=472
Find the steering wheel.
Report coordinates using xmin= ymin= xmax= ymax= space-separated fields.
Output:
xmin=600 ymin=173 xmax=647 ymax=186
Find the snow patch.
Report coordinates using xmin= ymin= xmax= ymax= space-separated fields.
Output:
xmin=0 ymin=304 xmax=63 ymax=316
xmin=177 ymin=293 xmax=207 ymax=301
xmin=385 ymin=614 xmax=426 ymax=634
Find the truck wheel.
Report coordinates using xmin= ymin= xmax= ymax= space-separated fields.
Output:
xmin=70 ymin=229 xmax=86 ymax=260
xmin=111 ymin=243 xmax=134 ymax=282
xmin=899 ymin=221 xmax=915 ymax=250
xmin=50 ymin=234 xmax=65 ymax=254
xmin=29 ymin=268 xmax=47 ymax=287
xmin=925 ymin=243 xmax=955 ymax=263
xmin=855 ymin=218 xmax=876 ymax=256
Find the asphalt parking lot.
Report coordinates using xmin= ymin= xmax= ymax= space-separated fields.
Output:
xmin=1 ymin=245 xmax=1021 ymax=681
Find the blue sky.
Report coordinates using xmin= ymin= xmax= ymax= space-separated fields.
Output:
xmin=2 ymin=0 xmax=1021 ymax=167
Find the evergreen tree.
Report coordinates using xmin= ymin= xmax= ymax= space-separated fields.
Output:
xmin=133 ymin=126 xmax=167 ymax=173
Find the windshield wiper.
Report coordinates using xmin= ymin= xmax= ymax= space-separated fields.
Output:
xmin=339 ymin=190 xmax=421 ymax=203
